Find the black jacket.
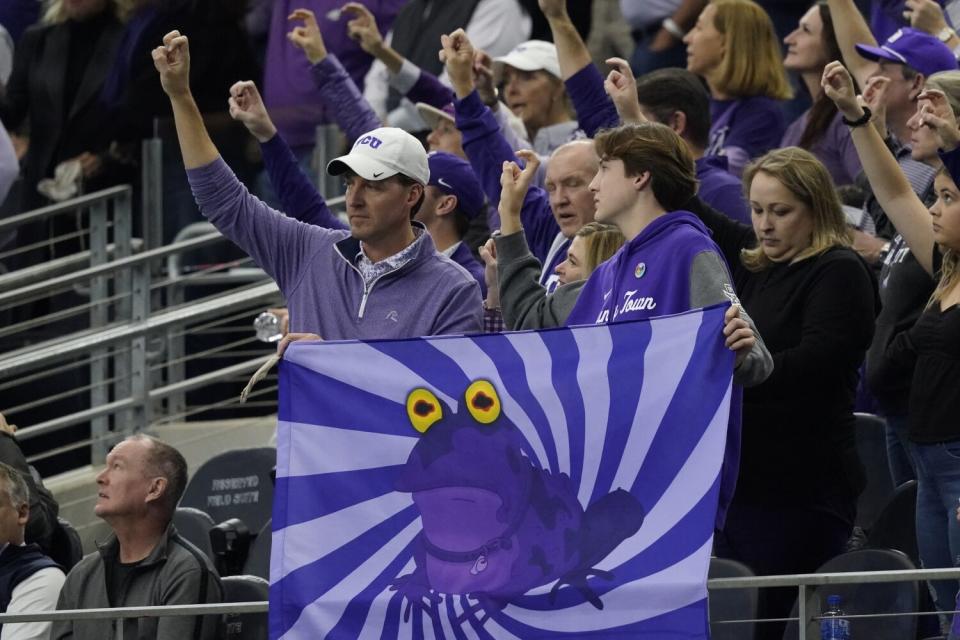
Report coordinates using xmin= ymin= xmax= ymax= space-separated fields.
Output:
xmin=0 ymin=14 xmax=125 ymax=208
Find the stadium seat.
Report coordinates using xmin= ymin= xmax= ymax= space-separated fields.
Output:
xmin=47 ymin=518 xmax=83 ymax=571
xmin=866 ymin=480 xmax=919 ymax=568
xmin=781 ymin=548 xmax=918 ymax=640
xmin=220 ymin=575 xmax=269 ymax=640
xmin=708 ymin=556 xmax=757 ymax=640
xmin=173 ymin=507 xmax=216 ymax=562
xmin=853 ymin=413 xmax=895 ymax=529
xmin=243 ymin=519 xmax=271 ymax=581
xmin=180 ymin=447 xmax=276 ymax=537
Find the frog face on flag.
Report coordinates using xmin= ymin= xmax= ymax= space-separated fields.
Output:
xmin=272 ymin=305 xmax=736 ymax=639
xmin=393 ymin=381 xmax=645 ymax=621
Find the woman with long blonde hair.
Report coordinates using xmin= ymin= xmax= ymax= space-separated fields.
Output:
xmin=683 ymin=0 xmax=792 ymax=177
xmin=688 ymin=145 xmax=877 ymax=639
xmin=825 ymin=60 xmax=960 ymax=631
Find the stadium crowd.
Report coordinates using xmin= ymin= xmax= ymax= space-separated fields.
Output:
xmin=1 ymin=0 xmax=960 ymax=637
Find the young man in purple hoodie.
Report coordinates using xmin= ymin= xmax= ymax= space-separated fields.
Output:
xmin=494 ymin=123 xmax=772 ymax=388
xmin=151 ymin=30 xmax=482 ymax=341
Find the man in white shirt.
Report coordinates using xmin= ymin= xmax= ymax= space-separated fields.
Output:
xmin=0 ymin=462 xmax=64 ymax=640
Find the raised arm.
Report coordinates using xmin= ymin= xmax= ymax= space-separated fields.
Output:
xmin=538 ymin=0 xmax=591 ymax=79
xmin=826 ymin=0 xmax=879 ymax=88
xmin=604 ymin=57 xmax=645 ymax=125
xmin=823 ymin=60 xmax=936 ymax=273
xmin=156 ymin=30 xmax=328 ymax=292
xmin=152 ymin=31 xmax=219 ymax=169
xmin=227 ymin=78 xmax=346 ymax=230
xmin=288 ymin=9 xmax=381 ymax=143
xmin=343 ymin=2 xmax=404 ymax=73
xmin=495 ymin=153 xmax=580 ymax=329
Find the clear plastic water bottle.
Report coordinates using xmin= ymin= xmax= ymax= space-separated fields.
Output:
xmin=253 ymin=311 xmax=283 ymax=343
xmin=820 ymin=594 xmax=851 ymax=640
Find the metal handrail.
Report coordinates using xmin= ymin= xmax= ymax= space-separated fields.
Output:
xmin=706 ymin=565 xmax=960 ymax=640
xmin=706 ymin=566 xmax=960 ymax=589
xmin=0 ymin=232 xmax=226 ymax=307
xmin=0 ymin=566 xmax=953 ymax=629
xmin=0 ymin=240 xmax=143 ymax=292
xmin=0 ymin=281 xmax=280 ymax=378
xmin=0 ymin=602 xmax=267 ymax=624
xmin=0 ymin=186 xmax=131 ymax=233
xmin=14 ymin=356 xmax=269 ymax=440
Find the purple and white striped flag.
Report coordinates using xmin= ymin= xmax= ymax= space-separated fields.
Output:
xmin=271 ymin=304 xmax=736 ymax=638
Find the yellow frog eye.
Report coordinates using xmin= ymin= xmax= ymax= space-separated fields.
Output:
xmin=465 ymin=380 xmax=501 ymax=424
xmin=406 ymin=388 xmax=443 ymax=434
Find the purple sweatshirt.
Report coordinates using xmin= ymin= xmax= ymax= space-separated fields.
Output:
xmin=262 ymin=0 xmax=405 ymax=148
xmin=706 ymin=96 xmax=786 ymax=177
xmin=256 ymin=55 xmax=487 ymax=295
xmin=781 ymin=109 xmax=862 ymax=186
xmin=566 ymin=211 xmax=734 ymax=325
xmin=188 ymin=158 xmax=482 ymax=338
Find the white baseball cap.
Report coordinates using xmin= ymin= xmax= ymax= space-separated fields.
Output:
xmin=493 ymin=40 xmax=562 ymax=83
xmin=416 ymin=102 xmax=454 ymax=130
xmin=326 ymin=127 xmax=430 ymax=185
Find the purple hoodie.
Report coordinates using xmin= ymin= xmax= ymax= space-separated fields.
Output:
xmin=566 ymin=211 xmax=732 ymax=325
xmin=187 ymin=158 xmax=482 ymax=338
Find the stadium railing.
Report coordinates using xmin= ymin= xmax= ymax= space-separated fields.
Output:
xmin=0 ymin=128 xmax=346 ymax=469
xmin=1 ymin=567 xmax=957 ymax=638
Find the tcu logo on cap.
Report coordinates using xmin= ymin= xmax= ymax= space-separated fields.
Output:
xmin=356 ymin=135 xmax=383 ymax=150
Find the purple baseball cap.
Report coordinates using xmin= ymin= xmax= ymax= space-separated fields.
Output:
xmin=427 ymin=152 xmax=486 ymax=219
xmin=855 ymin=28 xmax=957 ymax=78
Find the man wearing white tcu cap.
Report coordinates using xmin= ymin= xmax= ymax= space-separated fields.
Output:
xmin=152 ymin=30 xmax=482 ymax=341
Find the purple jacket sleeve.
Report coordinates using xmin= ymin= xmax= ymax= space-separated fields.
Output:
xmin=565 ymin=63 xmax=619 ymax=138
xmin=188 ymin=157 xmax=336 ymax=294
xmin=455 ymin=90 xmax=560 ymax=263
xmin=405 ymin=66 xmax=456 ymax=109
xmin=260 ymin=134 xmax=347 ymax=231
xmin=310 ymin=54 xmax=382 ymax=145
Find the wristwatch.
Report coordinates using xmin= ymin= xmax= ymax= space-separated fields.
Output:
xmin=938 ymin=26 xmax=957 ymax=43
